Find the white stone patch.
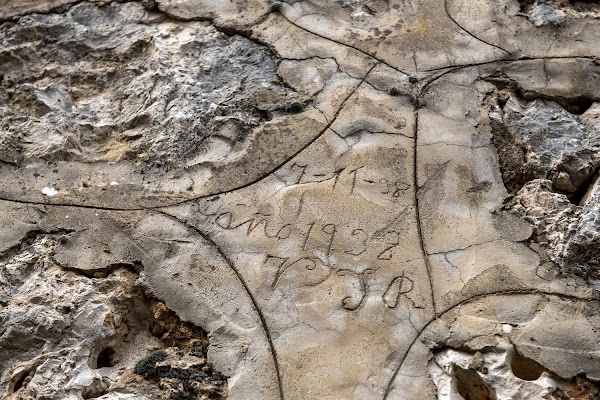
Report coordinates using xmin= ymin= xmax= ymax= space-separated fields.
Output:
xmin=429 ymin=337 xmax=560 ymax=400
xmin=42 ymin=187 xmax=58 ymax=196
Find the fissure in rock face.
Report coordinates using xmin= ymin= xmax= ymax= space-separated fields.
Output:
xmin=1 ymin=1 xmax=600 ymax=400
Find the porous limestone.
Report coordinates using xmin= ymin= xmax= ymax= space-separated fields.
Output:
xmin=1 ymin=1 xmax=599 ymax=399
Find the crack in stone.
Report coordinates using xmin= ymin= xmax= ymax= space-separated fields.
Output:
xmin=151 ymin=209 xmax=285 ymax=400
xmin=2 ymin=4 xmax=600 ymax=398
xmin=411 ymin=102 xmax=439 ymax=322
xmin=443 ymin=0 xmax=511 ymax=55
xmin=274 ymin=4 xmax=415 ymax=80
xmin=382 ymin=289 xmax=599 ymax=399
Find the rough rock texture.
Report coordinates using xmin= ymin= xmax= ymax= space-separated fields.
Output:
xmin=490 ymin=83 xmax=600 ymax=280
xmin=0 ymin=2 xmax=301 ymax=167
xmin=430 ymin=336 xmax=600 ymax=400
xmin=518 ymin=0 xmax=600 ymax=26
xmin=1 ymin=1 xmax=600 ymax=400
xmin=0 ymin=230 xmax=226 ymax=400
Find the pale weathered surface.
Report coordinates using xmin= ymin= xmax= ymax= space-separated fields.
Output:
xmin=1 ymin=0 xmax=599 ymax=399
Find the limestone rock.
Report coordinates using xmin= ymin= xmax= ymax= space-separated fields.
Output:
xmin=491 ymin=80 xmax=600 ymax=280
xmin=498 ymin=97 xmax=600 ymax=196
xmin=558 ymin=177 xmax=600 ymax=281
xmin=0 ymin=2 xmax=300 ymax=167
xmin=430 ymin=336 xmax=600 ymax=400
xmin=0 ymin=229 xmax=226 ymax=400
xmin=1 ymin=0 xmax=600 ymax=399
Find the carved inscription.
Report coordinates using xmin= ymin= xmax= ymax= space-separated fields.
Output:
xmin=378 ymin=178 xmax=410 ymax=198
xmin=264 ymin=251 xmax=415 ymax=311
xmin=266 ymin=255 xmax=331 ymax=289
xmin=378 ymin=231 xmax=400 ymax=260
xmin=336 ymin=268 xmax=376 ymax=310
xmin=346 ymin=229 xmax=368 ymax=256
xmin=201 ymin=158 xmax=418 ymax=312
xmin=214 ymin=209 xmax=292 ymax=240
xmin=382 ymin=272 xmax=414 ymax=309
xmin=277 ymin=164 xmax=410 ymax=201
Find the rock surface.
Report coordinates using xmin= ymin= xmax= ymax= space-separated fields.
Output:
xmin=0 ymin=1 xmax=599 ymax=399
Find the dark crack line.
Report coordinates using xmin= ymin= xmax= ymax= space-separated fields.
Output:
xmin=421 ymin=55 xmax=596 ymax=73
xmin=419 ymin=55 xmax=597 ymax=98
xmin=2 ymin=4 xmax=599 ymax=399
xmin=382 ymin=288 xmax=598 ymax=399
xmin=152 ymin=62 xmax=379 ymax=208
xmin=0 ymin=53 xmax=583 ymax=213
xmin=444 ymin=0 xmax=511 ymax=55
xmin=331 ymin=125 xmax=413 ymax=141
xmin=428 ymin=239 xmax=506 ymax=256
xmin=418 ymin=141 xmax=491 ymax=149
xmin=152 ymin=6 xmax=278 ymax=56
xmin=0 ymin=51 xmax=595 ymax=219
xmin=0 ymin=196 xmax=145 ymax=212
xmin=0 ymin=31 xmax=593 ymax=213
xmin=0 ymin=64 xmax=377 ymax=212
xmin=153 ymin=209 xmax=285 ymax=400
xmin=411 ymin=102 xmax=438 ymax=321
xmin=274 ymin=7 xmax=415 ymax=80
xmin=1 ymin=0 xmax=597 ymax=213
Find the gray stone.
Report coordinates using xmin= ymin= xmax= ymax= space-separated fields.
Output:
xmin=502 ymin=98 xmax=600 ymax=196
xmin=1 ymin=1 xmax=600 ymax=399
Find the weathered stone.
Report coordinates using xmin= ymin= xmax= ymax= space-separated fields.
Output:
xmin=499 ymin=98 xmax=600 ymax=196
xmin=430 ymin=336 xmax=600 ymax=400
xmin=1 ymin=0 xmax=600 ymax=399
xmin=0 ymin=227 xmax=226 ymax=400
xmin=557 ymin=177 xmax=600 ymax=280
